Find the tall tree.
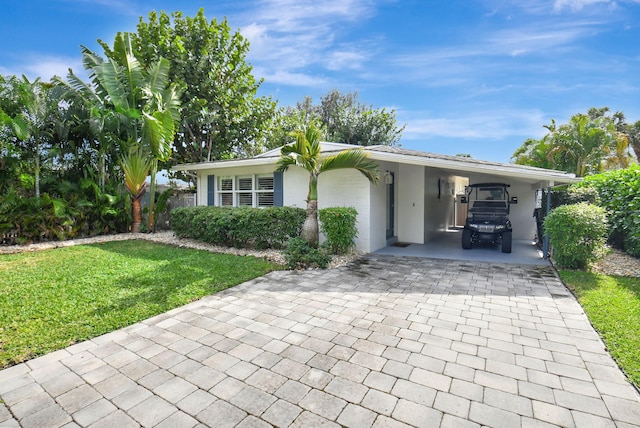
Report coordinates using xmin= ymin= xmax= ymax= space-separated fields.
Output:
xmin=0 ymin=76 xmax=56 ymax=197
xmin=272 ymin=89 xmax=405 ymax=148
xmin=625 ymin=120 xmax=640 ymax=161
xmin=59 ymin=32 xmax=182 ymax=232
xmin=512 ymin=108 xmax=633 ymax=176
xmin=276 ymin=123 xmax=380 ymax=246
xmin=132 ymin=9 xmax=277 ymax=175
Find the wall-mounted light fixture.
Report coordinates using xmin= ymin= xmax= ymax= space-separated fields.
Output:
xmin=384 ymin=171 xmax=394 ymax=185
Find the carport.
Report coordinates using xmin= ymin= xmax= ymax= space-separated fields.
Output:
xmin=374 ymin=228 xmax=547 ymax=265
xmin=363 ymin=146 xmax=581 ymax=260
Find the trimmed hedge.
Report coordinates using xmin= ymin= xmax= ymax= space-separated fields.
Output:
xmin=544 ymin=202 xmax=608 ymax=269
xmin=319 ymin=207 xmax=358 ymax=254
xmin=170 ymin=206 xmax=306 ymax=249
xmin=576 ymin=165 xmax=640 ymax=257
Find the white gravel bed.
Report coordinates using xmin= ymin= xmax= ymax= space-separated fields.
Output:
xmin=0 ymin=231 xmax=364 ymax=269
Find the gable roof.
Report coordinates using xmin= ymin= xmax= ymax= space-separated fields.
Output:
xmin=173 ymin=143 xmax=579 ymax=186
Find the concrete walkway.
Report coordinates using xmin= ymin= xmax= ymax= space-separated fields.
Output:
xmin=1 ymin=255 xmax=639 ymax=427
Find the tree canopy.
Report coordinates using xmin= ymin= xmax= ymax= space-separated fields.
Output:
xmin=270 ymin=89 xmax=405 ymax=149
xmin=512 ymin=107 xmax=635 ymax=177
xmin=132 ymin=9 xmax=277 ymax=175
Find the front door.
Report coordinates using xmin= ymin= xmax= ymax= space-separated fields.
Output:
xmin=386 ymin=172 xmax=395 ymax=239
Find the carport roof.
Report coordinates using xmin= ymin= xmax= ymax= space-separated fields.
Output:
xmin=173 ymin=142 xmax=580 ymax=187
xmin=363 ymin=145 xmax=580 ymax=186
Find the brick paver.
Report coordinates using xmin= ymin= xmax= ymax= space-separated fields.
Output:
xmin=1 ymin=255 xmax=639 ymax=427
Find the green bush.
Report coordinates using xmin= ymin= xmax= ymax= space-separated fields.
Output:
xmin=576 ymin=165 xmax=640 ymax=256
xmin=283 ymin=237 xmax=331 ymax=269
xmin=0 ymin=180 xmax=127 ymax=245
xmin=170 ymin=206 xmax=306 ymax=249
xmin=544 ymin=202 xmax=609 ymax=269
xmin=319 ymin=207 xmax=358 ymax=254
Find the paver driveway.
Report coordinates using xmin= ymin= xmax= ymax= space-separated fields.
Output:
xmin=1 ymin=255 xmax=639 ymax=427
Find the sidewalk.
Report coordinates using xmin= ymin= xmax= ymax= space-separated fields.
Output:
xmin=1 ymin=255 xmax=639 ymax=427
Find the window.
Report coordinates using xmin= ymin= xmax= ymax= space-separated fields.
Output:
xmin=217 ymin=174 xmax=275 ymax=207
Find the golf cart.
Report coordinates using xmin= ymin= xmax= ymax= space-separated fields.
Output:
xmin=460 ymin=183 xmax=515 ymax=253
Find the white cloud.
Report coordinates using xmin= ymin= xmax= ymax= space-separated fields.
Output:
xmin=325 ymin=50 xmax=367 ymax=71
xmin=254 ymin=68 xmax=329 ymax=87
xmin=25 ymin=56 xmax=83 ymax=81
xmin=238 ymin=0 xmax=380 ymax=85
xmin=400 ymin=109 xmax=549 ymax=141
xmin=1 ymin=55 xmax=83 ymax=82
xmin=553 ymin=0 xmax=612 ymax=11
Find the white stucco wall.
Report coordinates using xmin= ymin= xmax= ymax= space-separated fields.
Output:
xmin=397 ymin=163 xmax=425 ymax=244
xmin=283 ymin=167 xmax=372 ymax=251
xmin=423 ymin=169 xmax=457 ymax=242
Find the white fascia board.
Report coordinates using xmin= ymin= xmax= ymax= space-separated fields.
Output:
xmin=172 ymin=157 xmax=279 ymax=172
xmin=367 ymin=152 xmax=580 ymax=185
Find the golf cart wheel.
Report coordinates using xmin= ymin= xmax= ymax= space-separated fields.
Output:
xmin=462 ymin=229 xmax=472 ymax=249
xmin=501 ymin=231 xmax=512 ymax=253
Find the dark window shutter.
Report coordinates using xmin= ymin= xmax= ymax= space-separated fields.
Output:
xmin=207 ymin=175 xmax=215 ymax=206
xmin=274 ymin=171 xmax=283 ymax=207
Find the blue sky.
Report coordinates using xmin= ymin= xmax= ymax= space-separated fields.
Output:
xmin=1 ymin=0 xmax=640 ymax=162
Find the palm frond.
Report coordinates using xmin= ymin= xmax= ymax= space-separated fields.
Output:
xmin=147 ymin=58 xmax=171 ymax=96
xmin=142 ymin=111 xmax=174 ymax=162
xmin=94 ymin=62 xmax=129 ymax=109
xmin=319 ymin=149 xmax=380 ymax=184
xmin=121 ymin=147 xmax=152 ymax=198
xmin=276 ymin=154 xmax=298 ymax=172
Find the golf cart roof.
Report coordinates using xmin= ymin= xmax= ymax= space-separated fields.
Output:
xmin=468 ymin=183 xmax=510 ymax=188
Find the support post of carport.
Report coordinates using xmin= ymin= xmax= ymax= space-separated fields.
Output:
xmin=542 ymin=182 xmax=553 ymax=259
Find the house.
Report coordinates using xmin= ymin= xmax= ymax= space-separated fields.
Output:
xmin=172 ymin=143 xmax=579 ymax=253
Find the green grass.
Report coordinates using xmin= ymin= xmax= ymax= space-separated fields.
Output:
xmin=559 ymin=270 xmax=640 ymax=388
xmin=0 ymin=240 xmax=278 ymax=368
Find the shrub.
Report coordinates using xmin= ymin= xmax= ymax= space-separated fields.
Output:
xmin=170 ymin=206 xmax=306 ymax=249
xmin=0 ymin=181 xmax=127 ymax=245
xmin=319 ymin=207 xmax=358 ymax=254
xmin=544 ymin=202 xmax=608 ymax=269
xmin=576 ymin=166 xmax=640 ymax=257
xmin=283 ymin=237 xmax=331 ymax=269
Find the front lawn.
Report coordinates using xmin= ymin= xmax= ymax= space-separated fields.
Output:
xmin=0 ymin=240 xmax=277 ymax=368
xmin=559 ymin=270 xmax=640 ymax=388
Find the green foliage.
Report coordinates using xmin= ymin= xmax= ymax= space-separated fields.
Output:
xmin=0 ymin=240 xmax=276 ymax=367
xmin=544 ymin=202 xmax=608 ymax=269
xmin=559 ymin=270 xmax=640 ymax=388
xmin=0 ymin=181 xmax=128 ymax=245
xmin=283 ymin=237 xmax=331 ymax=269
xmin=576 ymin=165 xmax=640 ymax=256
xmin=512 ymin=107 xmax=633 ymax=176
xmin=133 ymin=9 xmax=277 ymax=170
xmin=270 ymin=89 xmax=405 ymax=148
xmin=276 ymin=123 xmax=379 ymax=247
xmin=319 ymin=207 xmax=358 ymax=254
xmin=170 ymin=206 xmax=306 ymax=249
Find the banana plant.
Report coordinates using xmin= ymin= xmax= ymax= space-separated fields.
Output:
xmin=58 ymin=32 xmax=182 ymax=232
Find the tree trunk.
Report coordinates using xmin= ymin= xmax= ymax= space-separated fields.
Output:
xmin=147 ymin=159 xmax=158 ymax=233
xmin=301 ymin=199 xmax=319 ymax=247
xmin=131 ymin=196 xmax=143 ymax=233
xmin=631 ymin=141 xmax=640 ymax=163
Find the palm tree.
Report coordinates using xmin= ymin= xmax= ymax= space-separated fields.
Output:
xmin=0 ymin=76 xmax=55 ymax=198
xmin=276 ymin=123 xmax=380 ymax=246
xmin=121 ymin=146 xmax=152 ymax=233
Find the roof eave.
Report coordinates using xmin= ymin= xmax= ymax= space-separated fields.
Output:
xmin=172 ymin=156 xmax=279 ymax=171
xmin=367 ymin=151 xmax=580 ymax=185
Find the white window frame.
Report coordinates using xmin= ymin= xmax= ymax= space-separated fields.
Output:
xmin=217 ymin=174 xmax=275 ymax=208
